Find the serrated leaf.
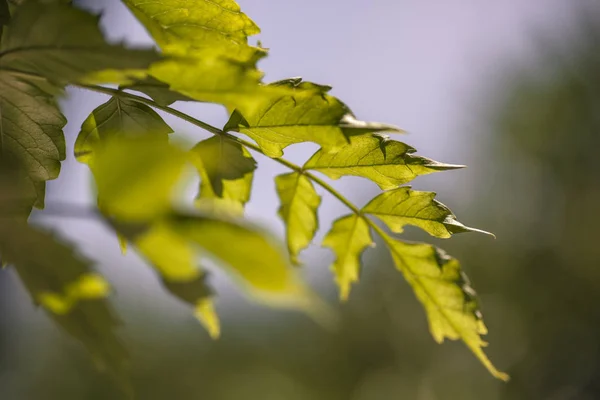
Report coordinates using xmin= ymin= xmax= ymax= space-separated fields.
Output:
xmin=224 ymin=78 xmax=400 ymax=158
xmin=121 ymin=76 xmax=192 ymax=106
xmin=379 ymin=231 xmax=508 ymax=381
xmin=0 ymin=2 xmax=159 ymax=85
xmin=74 ymin=96 xmax=173 ymax=164
xmin=0 ymin=220 xmax=128 ymax=386
xmin=122 ymin=0 xmax=261 ymax=59
xmin=275 ymin=172 xmax=321 ymax=264
xmin=322 ymin=215 xmax=373 ymax=301
xmin=0 ymin=71 xmax=65 ymax=209
xmin=363 ymin=187 xmax=493 ymax=238
xmin=190 ymin=136 xmax=256 ymax=215
xmin=90 ymin=136 xmax=187 ymax=221
xmin=304 ymin=134 xmax=464 ymax=190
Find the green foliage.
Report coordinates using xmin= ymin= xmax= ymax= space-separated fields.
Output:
xmin=0 ymin=0 xmax=508 ymax=390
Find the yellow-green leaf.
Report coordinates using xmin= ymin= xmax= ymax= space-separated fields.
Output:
xmin=225 ymin=78 xmax=400 ymax=157
xmin=322 ymin=215 xmax=373 ymax=301
xmin=75 ymin=96 xmax=173 ymax=164
xmin=275 ymin=172 xmax=321 ymax=264
xmin=363 ymin=187 xmax=493 ymax=238
xmin=90 ymin=136 xmax=187 ymax=221
xmin=379 ymin=230 xmax=508 ymax=381
xmin=304 ymin=134 xmax=464 ymax=190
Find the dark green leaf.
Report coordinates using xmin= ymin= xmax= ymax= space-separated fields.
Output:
xmin=0 ymin=220 xmax=128 ymax=388
xmin=120 ymin=76 xmax=192 ymax=106
xmin=0 ymin=1 xmax=159 ymax=84
xmin=304 ymin=134 xmax=464 ymax=190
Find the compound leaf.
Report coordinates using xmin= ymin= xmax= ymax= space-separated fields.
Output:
xmin=322 ymin=214 xmax=373 ymax=301
xmin=304 ymin=134 xmax=464 ymax=190
xmin=363 ymin=187 xmax=493 ymax=238
xmin=275 ymin=172 xmax=321 ymax=264
xmin=225 ymin=78 xmax=400 ymax=158
xmin=379 ymin=230 xmax=508 ymax=381
xmin=75 ymin=96 xmax=173 ymax=165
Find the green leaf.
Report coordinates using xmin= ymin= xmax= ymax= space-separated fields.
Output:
xmin=0 ymin=220 xmax=128 ymax=387
xmin=275 ymin=172 xmax=321 ymax=264
xmin=0 ymin=0 xmax=9 ymax=41
xmin=362 ymin=187 xmax=493 ymax=238
xmin=0 ymin=71 xmax=65 ymax=209
xmin=90 ymin=136 xmax=187 ymax=221
xmin=224 ymin=78 xmax=400 ymax=158
xmin=122 ymin=0 xmax=261 ymax=59
xmin=120 ymin=76 xmax=192 ymax=106
xmin=74 ymin=96 xmax=173 ymax=164
xmin=322 ymin=215 xmax=373 ymax=301
xmin=304 ymin=134 xmax=464 ymax=190
xmin=0 ymin=1 xmax=159 ymax=85
xmin=190 ymin=136 xmax=256 ymax=215
xmin=378 ymin=230 xmax=509 ymax=381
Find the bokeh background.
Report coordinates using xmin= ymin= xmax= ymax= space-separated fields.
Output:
xmin=2 ymin=0 xmax=600 ymax=399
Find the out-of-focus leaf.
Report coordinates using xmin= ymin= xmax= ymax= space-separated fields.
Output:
xmin=121 ymin=76 xmax=192 ymax=106
xmin=379 ymin=230 xmax=509 ymax=381
xmin=90 ymin=136 xmax=187 ymax=221
xmin=0 ymin=0 xmax=9 ymax=40
xmin=190 ymin=136 xmax=256 ymax=215
xmin=75 ymin=96 xmax=173 ymax=164
xmin=0 ymin=2 xmax=159 ymax=85
xmin=304 ymin=134 xmax=464 ymax=190
xmin=0 ymin=220 xmax=128 ymax=386
xmin=363 ymin=187 xmax=493 ymax=238
xmin=275 ymin=172 xmax=321 ymax=264
xmin=0 ymin=72 xmax=65 ymax=209
xmin=322 ymin=215 xmax=373 ymax=301
xmin=224 ymin=78 xmax=400 ymax=157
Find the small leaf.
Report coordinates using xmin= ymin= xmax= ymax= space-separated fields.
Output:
xmin=190 ymin=136 xmax=256 ymax=198
xmin=275 ymin=172 xmax=321 ymax=264
xmin=0 ymin=220 xmax=128 ymax=385
xmin=322 ymin=215 xmax=373 ymax=301
xmin=225 ymin=78 xmax=400 ymax=157
xmin=121 ymin=76 xmax=192 ymax=106
xmin=0 ymin=2 xmax=159 ymax=85
xmin=91 ymin=136 xmax=187 ymax=221
xmin=379 ymin=231 xmax=509 ymax=381
xmin=75 ymin=96 xmax=173 ymax=164
xmin=363 ymin=187 xmax=493 ymax=238
xmin=304 ymin=134 xmax=464 ymax=190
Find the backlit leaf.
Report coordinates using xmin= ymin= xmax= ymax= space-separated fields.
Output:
xmin=304 ymin=134 xmax=464 ymax=190
xmin=363 ymin=187 xmax=493 ymax=238
xmin=190 ymin=136 xmax=255 ymax=215
xmin=225 ymin=78 xmax=400 ymax=157
xmin=90 ymin=136 xmax=187 ymax=221
xmin=75 ymin=96 xmax=173 ymax=164
xmin=322 ymin=214 xmax=373 ymax=301
xmin=379 ymin=231 xmax=509 ymax=381
xmin=121 ymin=76 xmax=192 ymax=106
xmin=275 ymin=172 xmax=321 ymax=264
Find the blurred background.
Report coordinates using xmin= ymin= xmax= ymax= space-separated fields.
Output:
xmin=2 ymin=0 xmax=600 ymax=399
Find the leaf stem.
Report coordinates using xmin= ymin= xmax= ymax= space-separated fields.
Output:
xmin=76 ymin=84 xmax=362 ymax=216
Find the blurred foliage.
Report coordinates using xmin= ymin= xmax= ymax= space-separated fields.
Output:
xmin=3 ymin=3 xmax=600 ymax=400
